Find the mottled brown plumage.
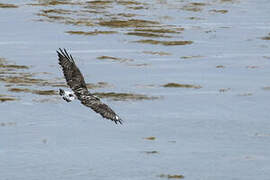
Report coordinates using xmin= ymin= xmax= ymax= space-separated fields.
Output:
xmin=57 ymin=48 xmax=122 ymax=124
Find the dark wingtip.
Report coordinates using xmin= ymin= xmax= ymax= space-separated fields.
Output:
xmin=114 ymin=116 xmax=123 ymax=125
xmin=57 ymin=48 xmax=75 ymax=63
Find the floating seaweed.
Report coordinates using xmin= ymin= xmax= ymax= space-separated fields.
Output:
xmin=219 ymin=88 xmax=231 ymax=92
xmin=0 ymin=122 xmax=16 ymax=126
xmin=41 ymin=8 xmax=76 ymax=15
xmin=216 ymin=65 xmax=225 ymax=68
xmin=134 ymin=27 xmax=183 ymax=34
xmin=97 ymin=56 xmax=133 ymax=63
xmin=237 ymin=93 xmax=253 ymax=96
xmin=86 ymin=0 xmax=113 ymax=6
xmin=159 ymin=174 xmax=184 ymax=179
xmin=66 ymin=30 xmax=117 ymax=36
xmin=209 ymin=9 xmax=228 ymax=14
xmin=262 ymin=87 xmax=270 ymax=91
xmin=180 ymin=55 xmax=203 ymax=59
xmin=144 ymin=136 xmax=156 ymax=140
xmin=93 ymin=92 xmax=159 ymax=101
xmin=143 ymin=151 xmax=159 ymax=154
xmin=0 ymin=3 xmax=18 ymax=8
xmin=0 ymin=94 xmax=18 ymax=102
xmin=162 ymin=83 xmax=201 ymax=89
xmin=28 ymin=0 xmax=82 ymax=6
xmin=99 ymin=19 xmax=159 ymax=28
xmin=143 ymin=51 xmax=171 ymax=56
xmin=126 ymin=32 xmax=171 ymax=38
xmin=261 ymin=33 xmax=270 ymax=40
xmin=8 ymin=88 xmax=57 ymax=95
xmin=135 ymin=39 xmax=193 ymax=46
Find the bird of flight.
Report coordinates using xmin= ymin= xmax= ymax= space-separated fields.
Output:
xmin=57 ymin=48 xmax=122 ymax=124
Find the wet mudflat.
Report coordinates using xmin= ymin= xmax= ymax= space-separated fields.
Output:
xmin=0 ymin=0 xmax=270 ymax=179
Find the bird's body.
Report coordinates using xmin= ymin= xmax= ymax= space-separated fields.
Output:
xmin=59 ymin=88 xmax=75 ymax=102
xmin=57 ymin=48 xmax=122 ymax=124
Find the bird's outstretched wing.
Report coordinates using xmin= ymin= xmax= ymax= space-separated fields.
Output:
xmin=57 ymin=48 xmax=122 ymax=124
xmin=80 ymin=93 xmax=123 ymax=124
xmin=57 ymin=48 xmax=88 ymax=96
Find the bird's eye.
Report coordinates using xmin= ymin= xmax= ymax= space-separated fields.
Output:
xmin=69 ymin=94 xmax=73 ymax=97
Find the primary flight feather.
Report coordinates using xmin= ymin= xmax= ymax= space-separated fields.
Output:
xmin=57 ymin=48 xmax=122 ymax=124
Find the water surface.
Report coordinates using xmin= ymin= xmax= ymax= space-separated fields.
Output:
xmin=1 ymin=0 xmax=270 ymax=179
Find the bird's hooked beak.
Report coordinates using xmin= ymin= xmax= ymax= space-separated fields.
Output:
xmin=59 ymin=88 xmax=65 ymax=96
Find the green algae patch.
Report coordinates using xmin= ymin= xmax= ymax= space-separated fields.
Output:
xmin=144 ymin=136 xmax=156 ymax=140
xmin=8 ymin=88 xmax=57 ymax=95
xmin=209 ymin=9 xmax=228 ymax=14
xmin=86 ymin=0 xmax=113 ymax=5
xmin=97 ymin=56 xmax=133 ymax=63
xmin=86 ymin=82 xmax=112 ymax=89
xmin=255 ymin=133 xmax=270 ymax=137
xmin=134 ymin=28 xmax=183 ymax=34
xmin=47 ymin=81 xmax=111 ymax=89
xmin=0 ymin=3 xmax=18 ymax=8
xmin=238 ymin=93 xmax=253 ymax=96
xmin=0 ymin=122 xmax=16 ymax=127
xmin=216 ymin=65 xmax=225 ymax=68
xmin=0 ymin=97 xmax=17 ymax=102
xmin=262 ymin=86 xmax=270 ymax=91
xmin=263 ymin=56 xmax=270 ymax=59
xmin=135 ymin=39 xmax=193 ymax=46
xmin=99 ymin=19 xmax=159 ymax=28
xmin=187 ymin=16 xmax=204 ymax=20
xmin=117 ymin=13 xmax=137 ymax=17
xmin=93 ymin=92 xmax=159 ymax=101
xmin=116 ymin=0 xmax=148 ymax=9
xmin=126 ymin=32 xmax=171 ymax=38
xmin=0 ymin=64 xmax=29 ymax=69
xmin=41 ymin=9 xmax=76 ymax=15
xmin=180 ymin=55 xmax=203 ymax=59
xmin=32 ymin=90 xmax=57 ymax=95
xmin=219 ymin=88 xmax=231 ymax=92
xmin=28 ymin=0 xmax=82 ymax=6
xmin=159 ymin=174 xmax=184 ymax=179
xmin=36 ymin=11 xmax=95 ymax=26
xmin=261 ymin=33 xmax=270 ymax=40
xmin=0 ymin=76 xmax=46 ymax=86
xmin=144 ymin=151 xmax=159 ymax=154
xmin=117 ymin=0 xmax=143 ymax=6
xmin=127 ymin=63 xmax=149 ymax=67
xmin=97 ymin=56 xmax=120 ymax=60
xmin=0 ymin=94 xmax=18 ymax=102
xmin=8 ymin=88 xmax=32 ymax=93
xmin=181 ymin=3 xmax=203 ymax=12
xmin=162 ymin=83 xmax=201 ymax=89
xmin=220 ymin=0 xmax=238 ymax=2
xmin=143 ymin=51 xmax=171 ymax=56
xmin=66 ymin=30 xmax=117 ymax=36
xmin=181 ymin=2 xmax=208 ymax=12
xmin=246 ymin=65 xmax=259 ymax=69
xmin=36 ymin=13 xmax=95 ymax=26
xmin=190 ymin=2 xmax=207 ymax=6
xmin=0 ymin=58 xmax=29 ymax=70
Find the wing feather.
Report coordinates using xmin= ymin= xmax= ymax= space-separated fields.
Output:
xmin=79 ymin=93 xmax=123 ymax=124
xmin=57 ymin=48 xmax=122 ymax=124
xmin=57 ymin=48 xmax=88 ymax=96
